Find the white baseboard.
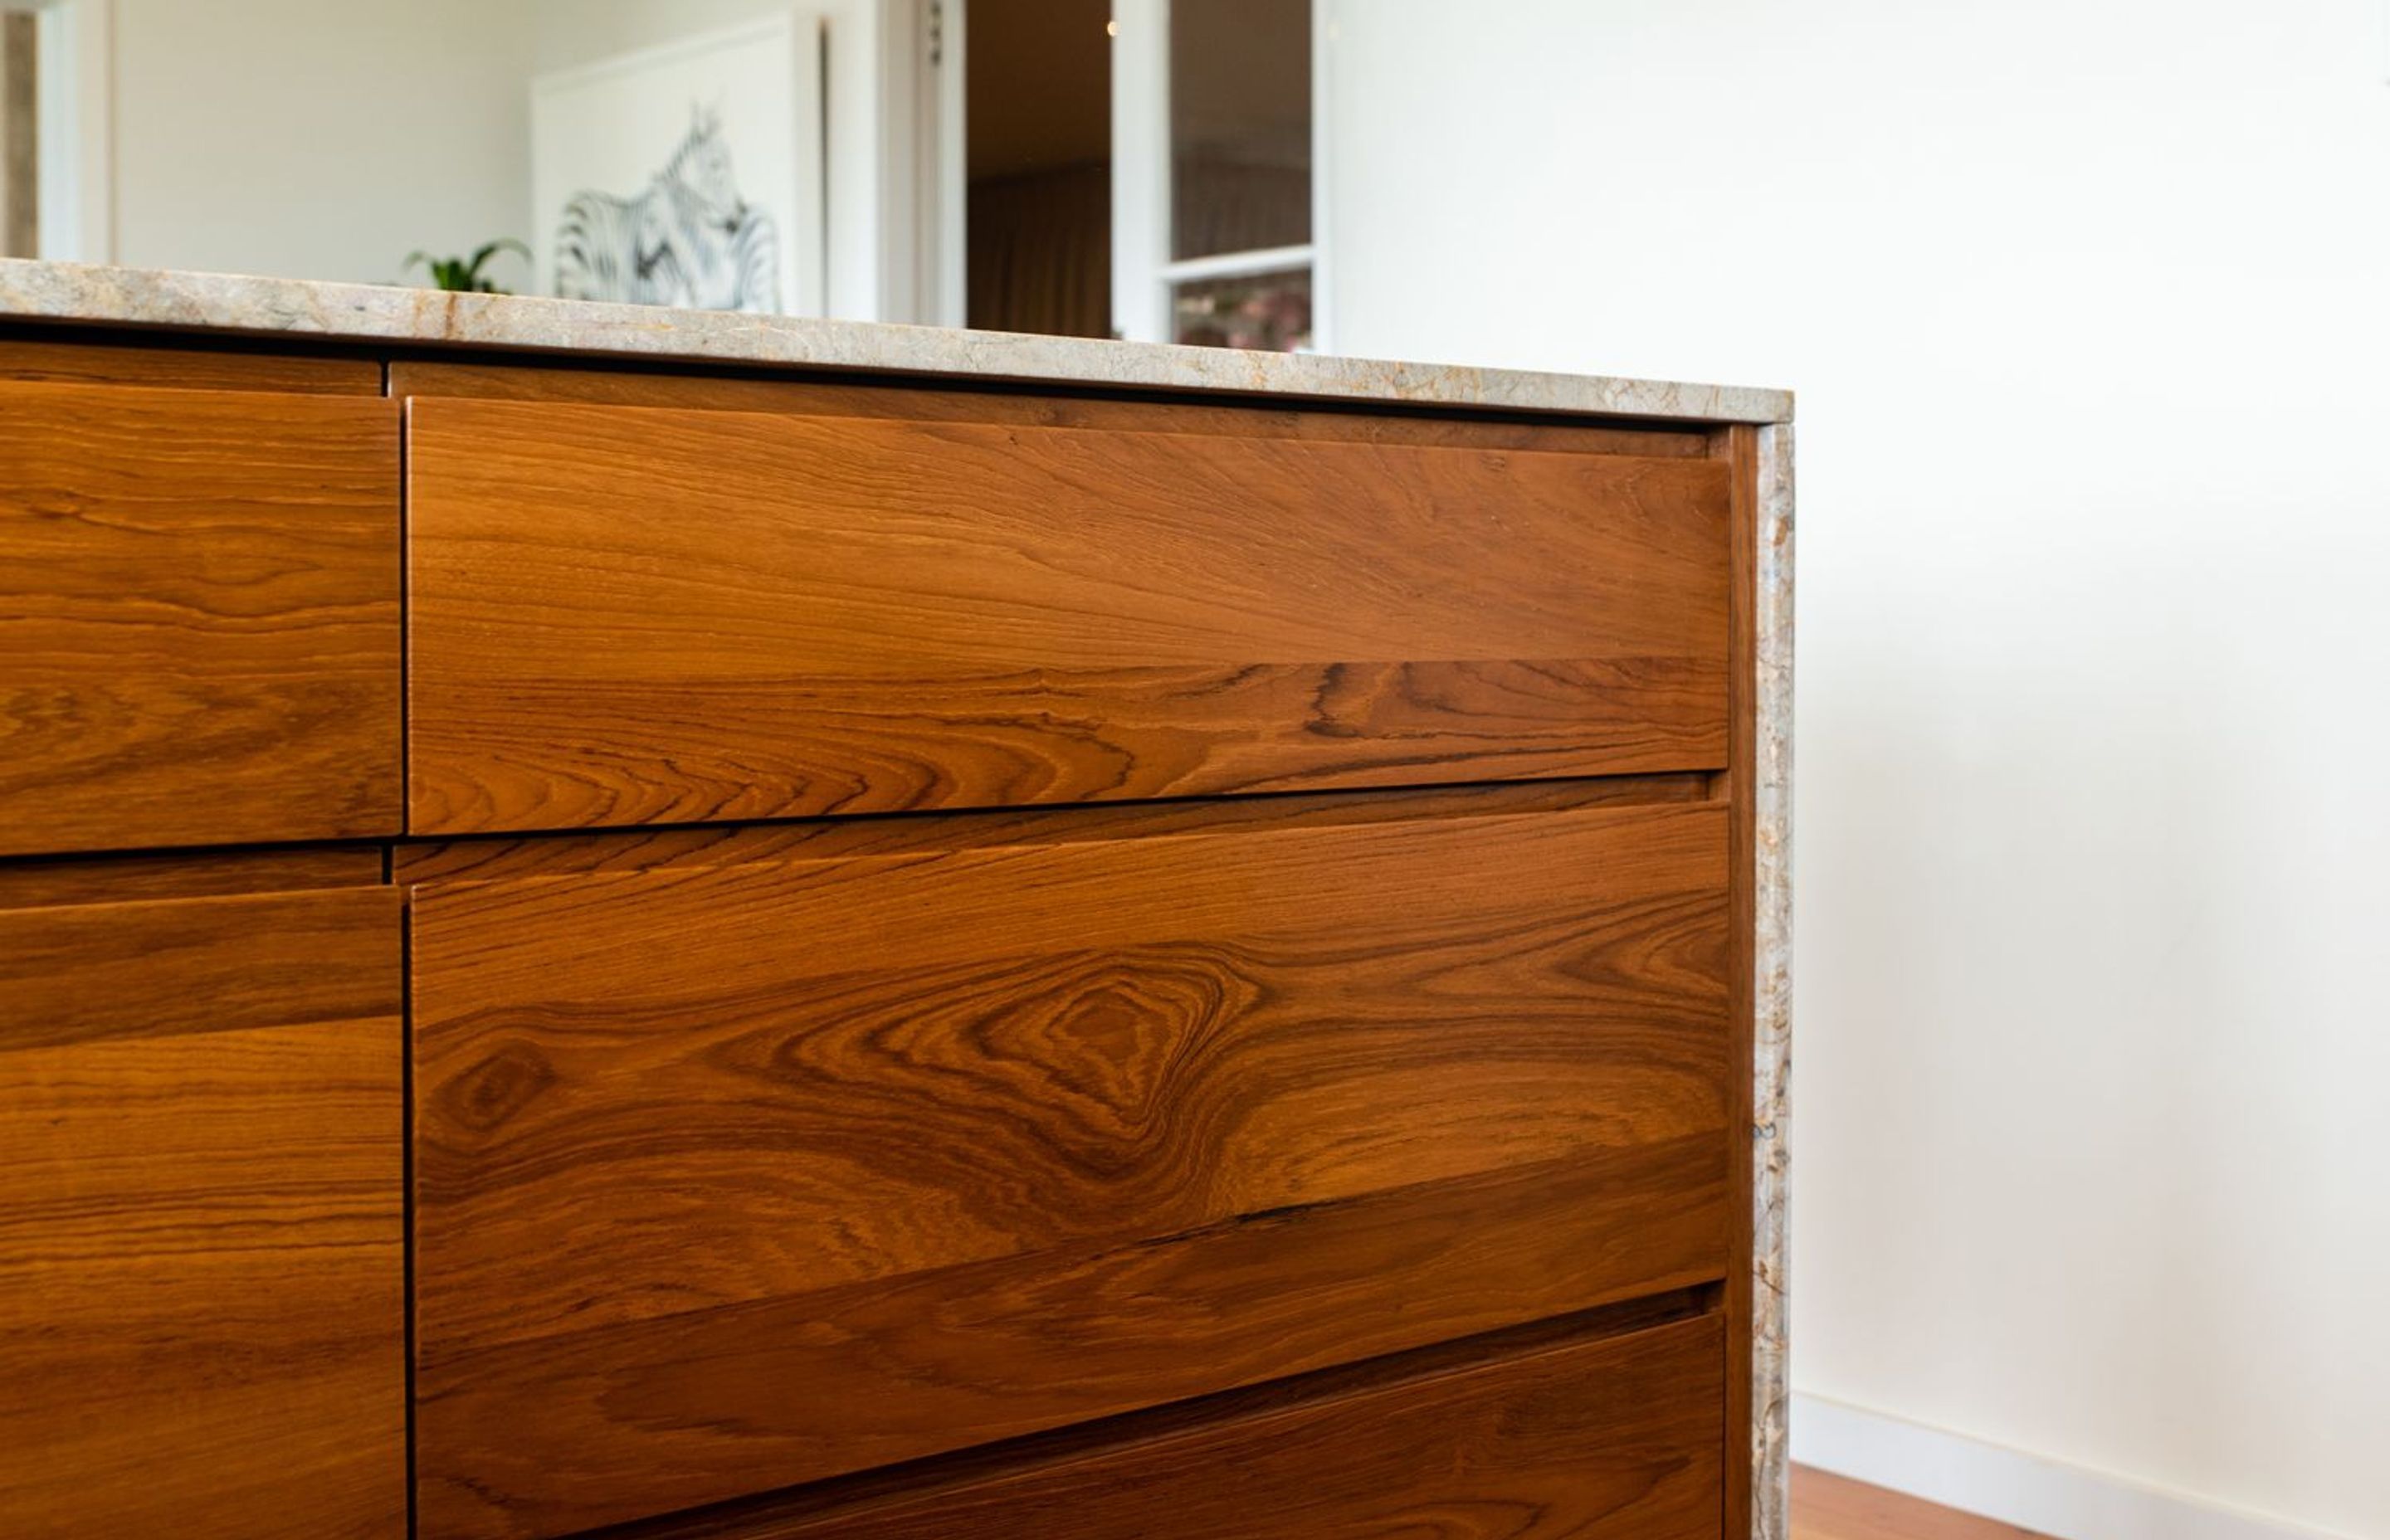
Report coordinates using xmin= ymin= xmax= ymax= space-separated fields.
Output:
xmin=1789 ymin=1391 xmax=2363 ymax=1540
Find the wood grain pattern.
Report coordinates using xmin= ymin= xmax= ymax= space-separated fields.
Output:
xmin=424 ymin=1142 xmax=1725 ymax=1540
xmin=0 ymin=888 xmax=406 ymax=1538
xmin=388 ymin=357 xmax=1714 ymax=456
xmin=0 ymin=382 xmax=402 ymax=856
xmin=0 ymin=334 xmax=383 ymax=395
xmin=0 ymin=844 xmax=383 ymax=911
xmin=623 ymin=1316 xmax=1725 ymax=1540
xmin=415 ymin=802 xmax=1728 ymax=1348
xmin=412 ymin=802 xmax=1732 ymax=1537
xmin=1792 ymin=1468 xmax=2051 ymax=1540
xmin=406 ymin=397 xmax=1730 ymax=834
xmin=610 ymin=1290 xmax=1718 ymax=1538
xmin=390 ymin=772 xmax=1712 ymax=885
xmin=0 ymin=885 xmax=401 ymax=1051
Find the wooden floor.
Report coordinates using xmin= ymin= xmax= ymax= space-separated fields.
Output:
xmin=1793 ymin=1466 xmax=2053 ymax=1540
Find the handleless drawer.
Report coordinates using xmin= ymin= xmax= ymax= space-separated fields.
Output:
xmin=0 ymin=886 xmax=407 ymax=1538
xmin=402 ymin=395 xmax=1731 ymax=836
xmin=0 ymin=383 xmax=402 ymax=856
xmin=659 ymin=1314 xmax=1725 ymax=1540
xmin=408 ymin=797 xmax=1734 ymax=1538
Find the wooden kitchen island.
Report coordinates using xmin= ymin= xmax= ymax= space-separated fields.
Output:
xmin=0 ymin=260 xmax=1793 ymax=1540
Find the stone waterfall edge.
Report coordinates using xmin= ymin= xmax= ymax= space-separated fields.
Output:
xmin=1751 ymin=422 xmax=1795 ymax=1540
xmin=0 ymin=259 xmax=1793 ymax=425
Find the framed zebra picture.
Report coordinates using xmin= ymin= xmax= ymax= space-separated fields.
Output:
xmin=531 ymin=15 xmax=825 ymax=316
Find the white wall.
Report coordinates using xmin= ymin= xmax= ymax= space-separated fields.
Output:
xmin=529 ymin=0 xmax=922 ymax=321
xmin=1326 ymin=3 xmax=2390 ymax=1537
xmin=105 ymin=0 xmax=910 ymax=317
xmin=111 ymin=0 xmax=540 ymax=286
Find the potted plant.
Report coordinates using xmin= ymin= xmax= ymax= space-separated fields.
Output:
xmin=402 ymin=238 xmax=531 ymax=295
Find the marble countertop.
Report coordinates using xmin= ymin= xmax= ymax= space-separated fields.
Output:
xmin=0 ymin=260 xmax=1792 ymax=425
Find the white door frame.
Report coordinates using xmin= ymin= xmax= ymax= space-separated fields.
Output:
xmin=915 ymin=0 xmax=1331 ymax=344
xmin=25 ymin=0 xmax=112 ymax=262
xmin=889 ymin=0 xmax=965 ymax=328
xmin=1308 ymin=0 xmax=1334 ymax=353
xmin=1107 ymin=0 xmax=1330 ymax=349
xmin=930 ymin=0 xmax=964 ymax=326
xmin=1107 ymin=0 xmax=1170 ymax=343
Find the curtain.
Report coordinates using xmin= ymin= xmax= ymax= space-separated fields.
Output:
xmin=968 ymin=160 xmax=1111 ymax=339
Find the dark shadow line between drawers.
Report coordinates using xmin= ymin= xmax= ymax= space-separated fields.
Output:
xmin=0 ymin=831 xmax=406 ymax=874
xmin=0 ymin=772 xmax=1719 ymax=880
xmin=400 ymin=894 xmax=420 ymax=1540
xmin=395 ymin=362 xmax=412 ymax=841
xmin=0 ymin=319 xmax=395 ymax=375
xmin=581 ymin=1284 xmax=1725 ymax=1540
xmin=387 ymin=768 xmax=1723 ymax=881
xmin=396 ymin=382 xmax=421 ymax=1540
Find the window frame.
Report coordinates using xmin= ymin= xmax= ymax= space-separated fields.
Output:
xmin=1108 ymin=0 xmax=1331 ymax=350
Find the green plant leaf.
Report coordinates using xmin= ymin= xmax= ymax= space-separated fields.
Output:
xmin=404 ymin=238 xmax=531 ymax=292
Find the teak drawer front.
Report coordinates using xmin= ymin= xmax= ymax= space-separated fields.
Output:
xmin=0 ymin=383 xmax=402 ymax=856
xmin=667 ymin=1315 xmax=1724 ymax=1540
xmin=404 ymin=397 xmax=1730 ymax=834
xmin=0 ymin=887 xmax=406 ymax=1539
xmin=411 ymin=800 xmax=1732 ymax=1538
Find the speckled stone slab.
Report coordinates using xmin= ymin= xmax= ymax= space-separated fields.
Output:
xmin=1751 ymin=423 xmax=1795 ymax=1540
xmin=0 ymin=259 xmax=1792 ymax=424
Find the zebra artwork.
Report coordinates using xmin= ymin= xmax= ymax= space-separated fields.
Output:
xmin=554 ymin=107 xmax=782 ymax=313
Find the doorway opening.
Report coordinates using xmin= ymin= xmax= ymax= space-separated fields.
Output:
xmin=963 ymin=0 xmax=1111 ymax=337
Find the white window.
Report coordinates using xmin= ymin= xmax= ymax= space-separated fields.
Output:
xmin=1110 ymin=0 xmax=1326 ymax=351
